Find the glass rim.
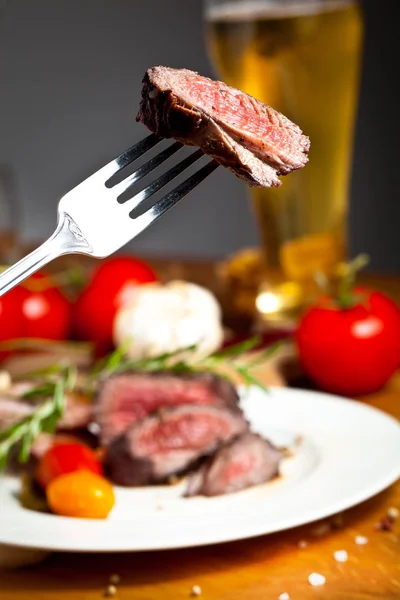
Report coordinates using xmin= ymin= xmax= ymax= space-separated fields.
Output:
xmin=204 ymin=0 xmax=358 ymax=4
xmin=204 ymin=0 xmax=360 ymax=20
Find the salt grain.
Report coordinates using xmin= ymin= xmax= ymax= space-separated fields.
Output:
xmin=279 ymin=593 xmax=290 ymax=600
xmin=298 ymin=540 xmax=308 ymax=549
xmin=88 ymin=422 xmax=101 ymax=435
xmin=388 ymin=507 xmax=399 ymax=521
xmin=355 ymin=535 xmax=368 ymax=546
xmin=104 ymin=584 xmax=117 ymax=598
xmin=191 ymin=585 xmax=202 ymax=596
xmin=109 ymin=574 xmax=120 ymax=585
xmin=308 ymin=573 xmax=326 ymax=587
xmin=334 ymin=550 xmax=348 ymax=563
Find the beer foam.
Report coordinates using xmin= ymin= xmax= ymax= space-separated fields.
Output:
xmin=206 ymin=0 xmax=356 ymax=22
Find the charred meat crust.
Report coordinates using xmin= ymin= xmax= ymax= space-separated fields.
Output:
xmin=103 ymin=434 xmax=155 ymax=486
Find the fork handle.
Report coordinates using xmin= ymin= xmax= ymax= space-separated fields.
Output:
xmin=0 ymin=213 xmax=91 ymax=297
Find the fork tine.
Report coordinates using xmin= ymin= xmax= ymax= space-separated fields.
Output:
xmin=113 ymin=141 xmax=184 ymax=202
xmin=122 ymin=148 xmax=205 ymax=213
xmin=114 ymin=133 xmax=163 ymax=170
xmin=89 ymin=133 xmax=163 ymax=183
xmin=130 ymin=159 xmax=219 ymax=234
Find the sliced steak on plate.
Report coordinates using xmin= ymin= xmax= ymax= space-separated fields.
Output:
xmin=185 ymin=432 xmax=282 ymax=497
xmin=137 ymin=66 xmax=310 ymax=187
xmin=95 ymin=371 xmax=240 ymax=446
xmin=0 ymin=398 xmax=34 ymax=430
xmin=104 ymin=404 xmax=248 ymax=486
xmin=0 ymin=391 xmax=92 ymax=433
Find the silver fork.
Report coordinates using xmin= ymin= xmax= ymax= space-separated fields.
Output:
xmin=0 ymin=134 xmax=218 ymax=297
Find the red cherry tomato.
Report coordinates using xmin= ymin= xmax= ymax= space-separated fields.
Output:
xmin=74 ymin=256 xmax=158 ymax=355
xmin=296 ymin=289 xmax=400 ymax=396
xmin=0 ymin=287 xmax=26 ymax=360
xmin=35 ymin=442 xmax=103 ymax=489
xmin=18 ymin=272 xmax=72 ymax=340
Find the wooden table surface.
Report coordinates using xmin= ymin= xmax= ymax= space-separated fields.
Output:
xmin=1 ymin=264 xmax=400 ymax=600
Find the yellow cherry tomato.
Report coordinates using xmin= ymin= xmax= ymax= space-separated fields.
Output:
xmin=46 ymin=470 xmax=115 ymax=519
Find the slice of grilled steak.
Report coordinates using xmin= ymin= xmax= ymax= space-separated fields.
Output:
xmin=0 ymin=392 xmax=92 ymax=433
xmin=104 ymin=404 xmax=248 ymax=486
xmin=95 ymin=371 xmax=240 ymax=446
xmin=185 ymin=432 xmax=282 ymax=497
xmin=0 ymin=398 xmax=34 ymax=430
xmin=137 ymin=66 xmax=310 ymax=187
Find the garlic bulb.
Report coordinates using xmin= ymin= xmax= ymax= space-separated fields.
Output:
xmin=113 ymin=280 xmax=224 ymax=363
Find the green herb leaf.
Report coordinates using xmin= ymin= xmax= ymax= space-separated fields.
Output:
xmin=203 ymin=339 xmax=286 ymax=392
xmin=103 ymin=339 xmax=132 ymax=372
xmin=91 ymin=342 xmax=198 ymax=378
xmin=24 ymin=362 xmax=68 ymax=379
xmin=211 ymin=336 xmax=261 ymax=359
xmin=22 ymin=383 xmax=57 ymax=400
xmin=0 ymin=367 xmax=68 ymax=471
xmin=246 ymin=339 xmax=286 ymax=367
xmin=233 ymin=365 xmax=270 ymax=392
xmin=64 ymin=364 xmax=77 ymax=391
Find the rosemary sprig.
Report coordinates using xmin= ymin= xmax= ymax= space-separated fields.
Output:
xmin=90 ymin=336 xmax=285 ymax=391
xmin=91 ymin=341 xmax=198 ymax=378
xmin=210 ymin=336 xmax=262 ymax=359
xmin=201 ymin=338 xmax=285 ymax=391
xmin=0 ymin=364 xmax=76 ymax=470
xmin=245 ymin=339 xmax=287 ymax=367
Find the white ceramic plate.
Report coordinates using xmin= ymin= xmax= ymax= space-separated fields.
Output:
xmin=1 ymin=386 xmax=399 ymax=552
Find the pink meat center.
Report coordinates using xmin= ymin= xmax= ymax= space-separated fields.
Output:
xmin=220 ymin=454 xmax=255 ymax=485
xmin=138 ymin=414 xmax=230 ymax=454
xmin=104 ymin=377 xmax=221 ymax=439
xmin=176 ymin=74 xmax=292 ymax=147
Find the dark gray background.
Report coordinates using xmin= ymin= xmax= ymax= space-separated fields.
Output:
xmin=0 ymin=0 xmax=398 ymax=270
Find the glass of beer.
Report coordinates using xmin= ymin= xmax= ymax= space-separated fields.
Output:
xmin=204 ymin=0 xmax=364 ymax=329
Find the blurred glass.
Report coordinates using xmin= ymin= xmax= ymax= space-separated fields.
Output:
xmin=0 ymin=165 xmax=19 ymax=264
xmin=204 ymin=0 xmax=364 ymax=330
